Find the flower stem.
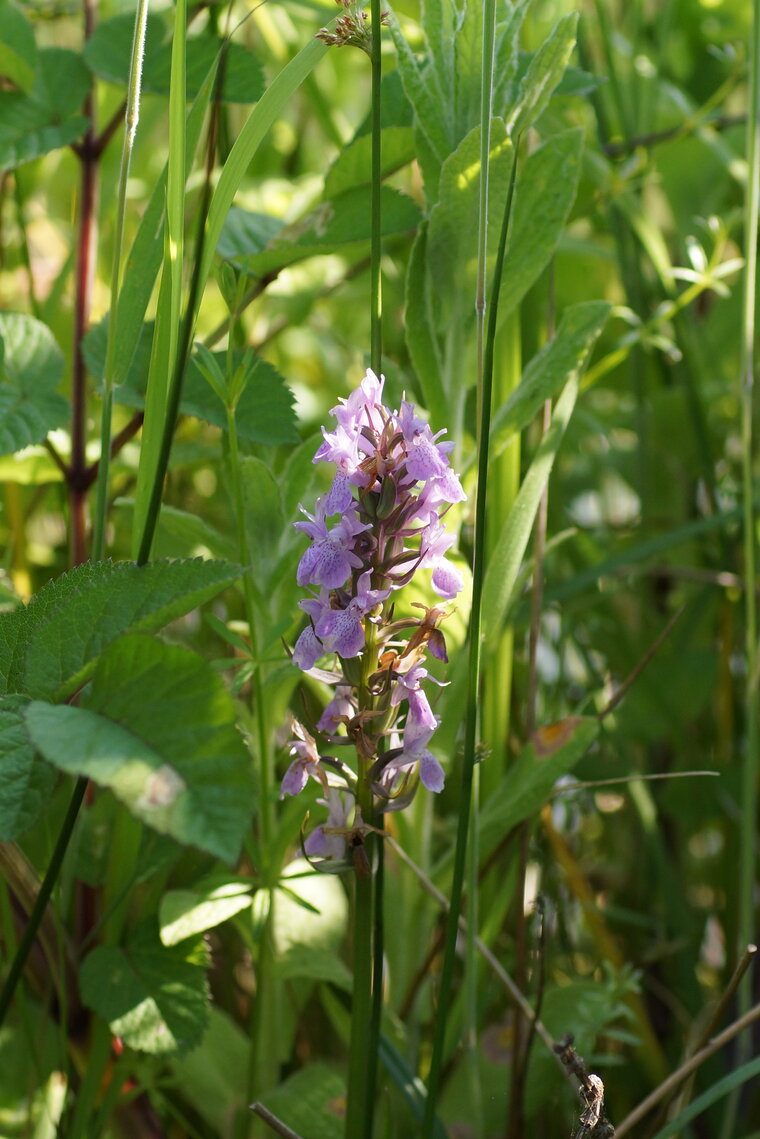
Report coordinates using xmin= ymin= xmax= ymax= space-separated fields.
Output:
xmin=0 ymin=775 xmax=88 ymax=1029
xmin=91 ymin=0 xmax=150 ymax=561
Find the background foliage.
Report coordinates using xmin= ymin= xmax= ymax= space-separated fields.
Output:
xmin=0 ymin=0 xmax=756 ymax=1136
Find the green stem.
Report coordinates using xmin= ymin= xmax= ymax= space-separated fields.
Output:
xmin=738 ymin=0 xmax=760 ymax=1026
xmin=422 ymin=27 xmax=515 ymax=1139
xmin=345 ymin=614 xmax=380 ymax=1139
xmin=369 ymin=0 xmax=382 ymax=377
xmin=91 ymin=0 xmax=150 ymax=561
xmin=0 ymin=776 xmax=87 ymax=1029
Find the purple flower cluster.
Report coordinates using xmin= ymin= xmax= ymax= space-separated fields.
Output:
xmin=283 ymin=369 xmax=466 ymax=869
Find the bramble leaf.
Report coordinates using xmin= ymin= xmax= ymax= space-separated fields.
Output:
xmin=26 ymin=635 xmax=253 ymax=862
xmin=0 ymin=312 xmax=68 ymax=455
xmin=79 ymin=920 xmax=209 ymax=1055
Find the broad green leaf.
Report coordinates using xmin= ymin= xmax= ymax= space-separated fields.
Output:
xmin=498 ymin=127 xmax=584 ymax=319
xmin=275 ymin=945 xmax=352 ymax=991
xmin=114 ymin=499 xmax=236 ymax=561
xmin=482 ymin=375 xmax=579 ymax=653
xmin=427 ymin=121 xmax=514 ymax=330
xmin=17 ymin=558 xmax=241 ymax=700
xmin=491 ymin=302 xmax=610 ymax=449
xmin=0 ymin=0 xmax=37 ymax=93
xmin=506 ymin=12 xmax=578 ymax=137
xmin=0 ymin=48 xmax=90 ymax=170
xmin=479 ymin=717 xmax=599 ymax=855
xmin=79 ymin=920 xmax=209 ymax=1055
xmin=221 ymin=186 xmax=421 ymax=279
xmin=258 ymin=1066 xmax=345 ymax=1139
xmin=145 ymin=39 xmax=264 ymax=104
xmin=216 ymin=208 xmax=283 ymax=262
xmin=241 ymin=456 xmax=285 ymax=583
xmin=169 ymin=1008 xmax=248 ymax=1132
xmin=84 ymin=14 xmax=263 ymax=103
xmin=83 ymin=12 xmax=164 ymax=86
xmin=0 ymin=312 xmax=68 ymax=455
xmin=0 ymin=695 xmax=56 ymax=841
xmin=324 ymin=126 xmax=415 ymax=197
xmin=452 ymin=0 xmax=482 ymax=138
xmin=160 ymin=884 xmax=252 ymax=946
xmin=85 ymin=320 xmax=298 ymax=445
xmin=386 ymin=13 xmax=451 ymax=165
xmin=26 ymin=634 xmax=253 ymax=862
xmin=273 ymin=859 xmax=348 ymax=955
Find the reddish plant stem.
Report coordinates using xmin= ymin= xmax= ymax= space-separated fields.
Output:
xmin=69 ymin=0 xmax=99 ymax=567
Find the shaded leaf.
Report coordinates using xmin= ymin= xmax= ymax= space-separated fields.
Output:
xmin=0 ymin=312 xmax=68 ymax=455
xmin=83 ymin=320 xmax=298 ymax=445
xmin=79 ymin=920 xmax=209 ymax=1055
xmin=220 ymin=186 xmax=421 ymax=279
xmin=0 ymin=48 xmax=90 ymax=170
xmin=7 ymin=558 xmax=240 ymax=700
xmin=0 ymin=0 xmax=37 ymax=93
xmin=324 ymin=126 xmax=415 ymax=197
xmin=258 ymin=1066 xmax=345 ymax=1139
xmin=26 ymin=635 xmax=253 ymax=862
xmin=0 ymin=695 xmax=56 ymax=841
xmin=84 ymin=14 xmax=263 ymax=103
xmin=275 ymin=945 xmax=352 ymax=991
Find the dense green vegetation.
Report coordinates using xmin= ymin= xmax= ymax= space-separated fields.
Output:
xmin=0 ymin=0 xmax=757 ymax=1136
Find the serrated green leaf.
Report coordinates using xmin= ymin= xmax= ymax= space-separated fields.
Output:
xmin=84 ymin=320 xmax=298 ymax=445
xmin=0 ymin=695 xmax=57 ymax=841
xmin=79 ymin=920 xmax=209 ymax=1055
xmin=221 ymin=186 xmax=421 ymax=279
xmin=482 ymin=375 xmax=579 ymax=653
xmin=506 ymin=12 xmax=578 ymax=136
xmin=84 ymin=14 xmax=263 ymax=103
xmin=160 ymin=884 xmax=252 ymax=946
xmin=0 ymin=48 xmax=90 ymax=170
xmin=0 ymin=312 xmax=68 ymax=455
xmin=491 ymin=302 xmax=610 ymax=449
xmin=258 ymin=1066 xmax=345 ymax=1139
xmin=0 ymin=0 xmax=37 ymax=93
xmin=26 ymin=635 xmax=253 ymax=861
xmin=498 ymin=127 xmax=584 ymax=319
xmin=17 ymin=558 xmax=241 ymax=700
xmin=480 ymin=717 xmax=599 ymax=856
